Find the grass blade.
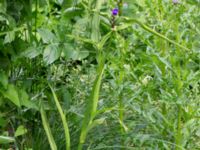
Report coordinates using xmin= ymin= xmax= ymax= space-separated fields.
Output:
xmin=49 ymin=84 xmax=71 ymax=150
xmin=40 ymin=106 xmax=57 ymax=150
xmin=0 ymin=136 xmax=15 ymax=144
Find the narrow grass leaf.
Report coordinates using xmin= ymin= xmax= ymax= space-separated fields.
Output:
xmin=0 ymin=136 xmax=15 ymax=144
xmin=40 ymin=105 xmax=57 ymax=150
xmin=49 ymin=84 xmax=71 ymax=150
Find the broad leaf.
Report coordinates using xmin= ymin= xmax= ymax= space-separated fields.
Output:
xmin=22 ymin=46 xmax=42 ymax=59
xmin=43 ymin=44 xmax=61 ymax=65
xmin=38 ymin=28 xmax=56 ymax=43
xmin=18 ymin=89 xmax=38 ymax=110
xmin=4 ymin=31 xmax=15 ymax=44
xmin=15 ymin=125 xmax=28 ymax=137
xmin=1 ymin=84 xmax=20 ymax=107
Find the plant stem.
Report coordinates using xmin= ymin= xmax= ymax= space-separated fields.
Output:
xmin=118 ymin=18 xmax=190 ymax=51
xmin=175 ymin=104 xmax=182 ymax=150
xmin=118 ymin=0 xmax=123 ymax=16
xmin=134 ymin=20 xmax=190 ymax=51
xmin=78 ymin=58 xmax=105 ymax=149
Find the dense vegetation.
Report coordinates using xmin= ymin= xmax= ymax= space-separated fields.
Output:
xmin=0 ymin=0 xmax=200 ymax=149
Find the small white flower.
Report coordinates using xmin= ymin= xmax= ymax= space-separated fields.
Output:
xmin=123 ymin=3 xmax=128 ymax=9
xmin=142 ymin=75 xmax=153 ymax=86
xmin=172 ymin=0 xmax=179 ymax=4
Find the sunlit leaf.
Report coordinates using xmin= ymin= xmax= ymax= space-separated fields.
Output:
xmin=22 ymin=46 xmax=42 ymax=59
xmin=15 ymin=125 xmax=28 ymax=137
xmin=43 ymin=44 xmax=61 ymax=65
xmin=38 ymin=28 xmax=56 ymax=44
xmin=1 ymin=84 xmax=20 ymax=107
xmin=0 ymin=136 xmax=15 ymax=144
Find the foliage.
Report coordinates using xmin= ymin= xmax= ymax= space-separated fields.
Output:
xmin=0 ymin=0 xmax=199 ymax=149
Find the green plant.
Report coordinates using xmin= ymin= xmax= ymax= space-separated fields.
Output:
xmin=0 ymin=0 xmax=199 ymax=149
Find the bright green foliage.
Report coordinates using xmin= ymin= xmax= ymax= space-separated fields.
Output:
xmin=0 ymin=0 xmax=199 ymax=150
xmin=14 ymin=125 xmax=28 ymax=137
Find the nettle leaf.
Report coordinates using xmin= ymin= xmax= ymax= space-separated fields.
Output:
xmin=14 ymin=125 xmax=28 ymax=137
xmin=1 ymin=84 xmax=20 ymax=107
xmin=78 ymin=50 xmax=89 ymax=60
xmin=43 ymin=44 xmax=61 ymax=65
xmin=4 ymin=31 xmax=15 ymax=44
xmin=62 ymin=43 xmax=89 ymax=60
xmin=22 ymin=46 xmax=42 ymax=59
xmin=62 ymin=43 xmax=77 ymax=60
xmin=38 ymin=28 xmax=56 ymax=43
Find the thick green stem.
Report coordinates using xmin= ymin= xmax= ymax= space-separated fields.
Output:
xmin=77 ymin=143 xmax=83 ymax=150
xmin=78 ymin=59 xmax=105 ymax=150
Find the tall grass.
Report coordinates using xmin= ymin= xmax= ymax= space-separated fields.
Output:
xmin=0 ymin=0 xmax=199 ymax=149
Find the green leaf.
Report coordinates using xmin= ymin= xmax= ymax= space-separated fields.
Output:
xmin=18 ymin=89 xmax=38 ymax=110
xmin=77 ymin=50 xmax=89 ymax=60
xmin=22 ymin=46 xmax=42 ymax=59
xmin=56 ymin=0 xmax=63 ymax=5
xmin=4 ymin=31 xmax=15 ymax=44
xmin=0 ymin=71 xmax=8 ymax=89
xmin=0 ymin=117 xmax=7 ymax=127
xmin=1 ymin=84 xmax=20 ymax=107
xmin=0 ymin=15 xmax=7 ymax=21
xmin=62 ymin=43 xmax=78 ymax=60
xmin=79 ymin=60 xmax=105 ymax=146
xmin=91 ymin=0 xmax=104 ymax=42
xmin=0 ymin=0 xmax=7 ymax=13
xmin=97 ymin=32 xmax=112 ymax=50
xmin=40 ymin=105 xmax=57 ymax=150
xmin=43 ymin=44 xmax=61 ymax=65
xmin=119 ymin=119 xmax=129 ymax=132
xmin=49 ymin=84 xmax=71 ymax=150
xmin=88 ymin=118 xmax=106 ymax=131
xmin=0 ymin=136 xmax=15 ymax=144
xmin=14 ymin=125 xmax=28 ymax=137
xmin=38 ymin=28 xmax=56 ymax=43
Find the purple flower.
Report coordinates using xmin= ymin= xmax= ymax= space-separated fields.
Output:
xmin=112 ymin=8 xmax=119 ymax=16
